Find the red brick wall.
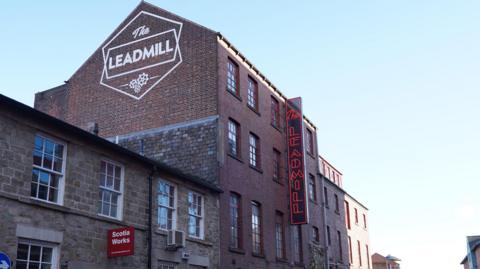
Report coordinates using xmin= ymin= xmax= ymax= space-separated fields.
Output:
xmin=35 ymin=2 xmax=218 ymax=138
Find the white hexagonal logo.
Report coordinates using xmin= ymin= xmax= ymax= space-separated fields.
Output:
xmin=100 ymin=11 xmax=183 ymax=100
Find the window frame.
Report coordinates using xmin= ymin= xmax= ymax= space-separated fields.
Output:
xmin=305 ymin=128 xmax=314 ymax=155
xmin=31 ymin=133 xmax=67 ymax=205
xmin=187 ymin=190 xmax=204 ymax=239
xmin=357 ymin=240 xmax=362 ymax=266
xmin=16 ymin=239 xmax=59 ymax=269
xmin=247 ymin=76 xmax=259 ymax=111
xmin=272 ymin=148 xmax=282 ymax=183
xmin=97 ymin=159 xmax=125 ymax=220
xmin=227 ymin=58 xmax=240 ymax=96
xmin=363 ymin=213 xmax=367 ymax=229
xmin=270 ymin=97 xmax=280 ymax=129
xmin=248 ymin=133 xmax=261 ymax=169
xmin=293 ymin=225 xmax=303 ymax=264
xmin=308 ymin=174 xmax=317 ymax=202
xmin=312 ymin=226 xmax=320 ymax=243
xmin=229 ymin=192 xmax=242 ymax=249
xmin=324 ymin=187 xmax=329 ymax=208
xmin=227 ymin=119 xmax=241 ymax=158
xmin=275 ymin=211 xmax=286 ymax=259
xmin=157 ymin=179 xmax=177 ymax=231
xmin=251 ymin=201 xmax=263 ymax=255
xmin=355 ymin=208 xmax=359 ymax=225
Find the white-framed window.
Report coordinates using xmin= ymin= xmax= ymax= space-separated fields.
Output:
xmin=187 ymin=191 xmax=204 ymax=239
xmin=98 ymin=160 xmax=124 ymax=220
xmin=157 ymin=180 xmax=177 ymax=231
xmin=16 ymin=240 xmax=58 ymax=269
xmin=32 ymin=134 xmax=66 ymax=205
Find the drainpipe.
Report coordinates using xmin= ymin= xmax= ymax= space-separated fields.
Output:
xmin=148 ymin=168 xmax=155 ymax=269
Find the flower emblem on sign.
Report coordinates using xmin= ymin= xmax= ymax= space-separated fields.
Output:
xmin=100 ymin=11 xmax=183 ymax=100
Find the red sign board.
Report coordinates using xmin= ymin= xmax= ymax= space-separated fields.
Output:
xmin=286 ymin=97 xmax=309 ymax=225
xmin=107 ymin=226 xmax=135 ymax=258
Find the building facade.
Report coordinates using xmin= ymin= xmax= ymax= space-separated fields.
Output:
xmin=0 ymin=94 xmax=221 ymax=269
xmin=319 ymin=157 xmax=371 ymax=269
xmin=461 ymin=236 xmax=480 ymax=269
xmin=371 ymin=254 xmax=401 ymax=269
xmin=32 ymin=2 xmax=373 ymax=269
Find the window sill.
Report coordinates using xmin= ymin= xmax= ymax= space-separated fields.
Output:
xmin=271 ymin=123 xmax=282 ymax=133
xmin=228 ymin=247 xmax=245 ymax=255
xmin=228 ymin=153 xmax=244 ymax=163
xmin=247 ymin=105 xmax=261 ymax=116
xmin=249 ymin=165 xmax=263 ymax=174
xmin=186 ymin=237 xmax=212 ymax=247
xmin=252 ymin=252 xmax=265 ymax=259
xmin=273 ymin=178 xmax=284 ymax=186
xmin=227 ymin=89 xmax=242 ymax=102
xmin=29 ymin=197 xmax=66 ymax=211
xmin=155 ymin=229 xmax=168 ymax=236
xmin=97 ymin=213 xmax=123 ymax=222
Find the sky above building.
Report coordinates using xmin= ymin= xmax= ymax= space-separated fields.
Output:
xmin=1 ymin=1 xmax=479 ymax=268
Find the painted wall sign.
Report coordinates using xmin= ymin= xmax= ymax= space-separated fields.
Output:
xmin=286 ymin=97 xmax=309 ymax=225
xmin=100 ymin=11 xmax=183 ymax=100
xmin=107 ymin=226 xmax=135 ymax=258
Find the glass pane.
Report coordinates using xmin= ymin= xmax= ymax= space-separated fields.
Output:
xmin=34 ymin=136 xmax=43 ymax=151
xmin=102 ymin=202 xmax=109 ymax=215
xmin=48 ymin=188 xmax=57 ymax=203
xmin=114 ymin=178 xmax=121 ymax=191
xmin=30 ymin=245 xmax=41 ymax=261
xmin=111 ymin=193 xmax=118 ymax=205
xmin=42 ymin=247 xmax=53 ymax=262
xmin=44 ymin=140 xmax=54 ymax=155
xmin=54 ymin=144 xmax=63 ymax=157
xmin=115 ymin=166 xmax=121 ymax=179
xmin=39 ymin=171 xmax=50 ymax=185
xmin=31 ymin=183 xmax=38 ymax=197
xmin=17 ymin=243 xmax=29 ymax=260
xmin=106 ymin=176 xmax=114 ymax=189
xmin=41 ymin=264 xmax=51 ymax=269
xmin=38 ymin=185 xmax=48 ymax=200
xmin=33 ymin=151 xmax=42 ymax=166
xmin=43 ymin=154 xmax=53 ymax=170
xmin=28 ymin=262 xmax=40 ymax=269
xmin=100 ymin=174 xmax=106 ymax=187
xmin=32 ymin=169 xmax=39 ymax=182
xmin=16 ymin=261 xmax=27 ymax=269
xmin=111 ymin=205 xmax=117 ymax=218
xmin=53 ymin=158 xmax=63 ymax=172
xmin=107 ymin=163 xmax=114 ymax=176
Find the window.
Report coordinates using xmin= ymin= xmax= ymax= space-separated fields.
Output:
xmin=334 ymin=194 xmax=339 ymax=212
xmin=227 ymin=58 xmax=239 ymax=95
xmin=251 ymin=201 xmax=263 ymax=255
xmin=308 ymin=174 xmax=317 ymax=202
xmin=293 ymin=225 xmax=303 ymax=264
xmin=247 ymin=76 xmax=258 ymax=110
xmin=228 ymin=119 xmax=240 ymax=157
xmin=337 ymin=231 xmax=343 ymax=261
xmin=230 ymin=193 xmax=241 ymax=249
xmin=306 ymin=129 xmax=314 ymax=154
xmin=158 ymin=181 xmax=176 ymax=230
xmin=355 ymin=208 xmax=359 ymax=224
xmin=357 ymin=240 xmax=362 ymax=266
xmin=363 ymin=214 xmax=367 ymax=229
xmin=273 ymin=148 xmax=281 ymax=182
xmin=348 ymin=236 xmax=353 ymax=264
xmin=249 ymin=133 xmax=260 ymax=168
xmin=345 ymin=201 xmax=351 ymax=229
xmin=324 ymin=187 xmax=329 ymax=208
xmin=158 ymin=261 xmax=176 ymax=269
xmin=188 ymin=191 xmax=204 ymax=238
xmin=16 ymin=241 xmax=56 ymax=269
xmin=271 ymin=97 xmax=280 ymax=128
xmin=312 ymin=226 xmax=320 ymax=242
xmin=366 ymin=244 xmax=370 ymax=269
xmin=275 ymin=211 xmax=285 ymax=259
xmin=327 ymin=226 xmax=331 ymax=245
xmin=32 ymin=135 xmax=65 ymax=204
xmin=98 ymin=160 xmax=123 ymax=219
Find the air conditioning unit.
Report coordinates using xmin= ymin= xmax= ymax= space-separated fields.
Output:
xmin=166 ymin=230 xmax=185 ymax=249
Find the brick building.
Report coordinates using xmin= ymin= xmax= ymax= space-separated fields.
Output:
xmin=0 ymin=94 xmax=221 ymax=269
xmin=33 ymin=2 xmax=372 ymax=269
xmin=371 ymin=254 xmax=401 ymax=269
xmin=319 ymin=156 xmax=371 ymax=269
xmin=461 ymin=236 xmax=480 ymax=269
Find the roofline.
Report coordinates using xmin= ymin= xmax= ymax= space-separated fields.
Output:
xmin=217 ymin=33 xmax=317 ymax=130
xmin=0 ymin=94 xmax=222 ymax=193
xmin=321 ymin=174 xmax=369 ymax=210
xmin=318 ymin=154 xmax=343 ymax=175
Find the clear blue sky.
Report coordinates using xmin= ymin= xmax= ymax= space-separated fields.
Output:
xmin=1 ymin=1 xmax=479 ymax=268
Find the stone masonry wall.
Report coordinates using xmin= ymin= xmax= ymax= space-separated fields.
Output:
xmin=113 ymin=116 xmax=219 ymax=185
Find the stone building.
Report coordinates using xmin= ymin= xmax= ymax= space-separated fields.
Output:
xmin=0 ymin=94 xmax=221 ymax=269
xmin=319 ymin=156 xmax=371 ymax=269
